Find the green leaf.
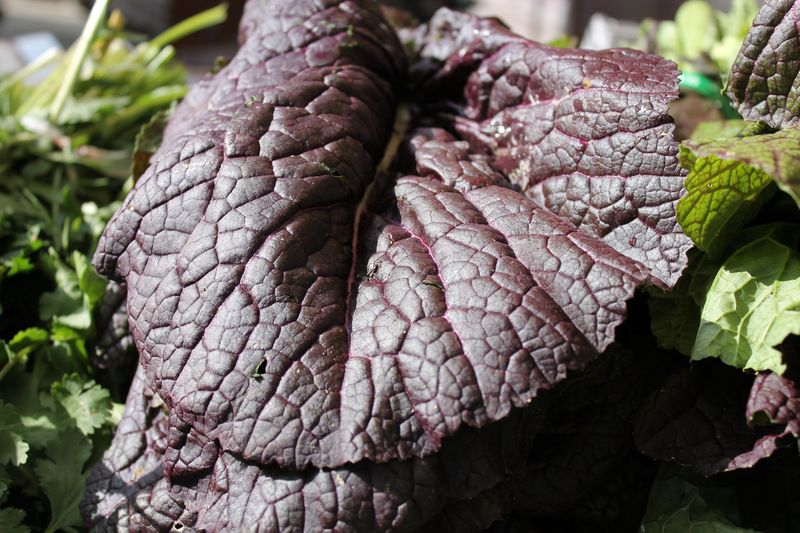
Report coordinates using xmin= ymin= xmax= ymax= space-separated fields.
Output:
xmin=4 ymin=255 xmax=33 ymax=277
xmin=547 ymin=35 xmax=578 ymax=49
xmin=0 ymin=402 xmax=28 ymax=466
xmin=675 ymin=127 xmax=800 ymax=254
xmin=648 ymin=253 xmax=719 ymax=355
xmin=691 ymin=226 xmax=800 ymax=374
xmin=35 ymin=428 xmax=91 ymax=533
xmin=9 ymin=328 xmax=49 ymax=356
xmin=641 ymin=470 xmax=757 ymax=532
xmin=694 ymin=127 xmax=800 ymax=205
xmin=131 ymin=108 xmax=170 ymax=183
xmin=689 ymin=120 xmax=749 ymax=141
xmin=72 ymin=251 xmax=107 ymax=309
xmin=18 ymin=412 xmax=60 ymax=450
xmin=674 ymin=0 xmax=718 ymax=60
xmin=0 ymin=466 xmax=11 ymax=501
xmin=0 ymin=507 xmax=27 ymax=533
xmin=51 ymin=374 xmax=112 ymax=436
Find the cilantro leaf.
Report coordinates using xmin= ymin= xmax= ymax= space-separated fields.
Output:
xmin=72 ymin=251 xmax=107 ymax=310
xmin=0 ymin=402 xmax=29 ymax=466
xmin=35 ymin=428 xmax=91 ymax=533
xmin=51 ymin=374 xmax=112 ymax=436
xmin=9 ymin=328 xmax=48 ymax=356
xmin=0 ymin=507 xmax=27 ymax=533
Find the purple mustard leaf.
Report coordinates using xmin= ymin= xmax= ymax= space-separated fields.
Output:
xmin=730 ymin=370 xmax=800 ymax=468
xmin=85 ymin=0 xmax=692 ymax=529
xmin=726 ymin=0 xmax=800 ymax=129
xmin=634 ymin=360 xmax=800 ymax=476
xmin=81 ymin=367 xmax=171 ymax=531
xmin=85 ymin=386 xmax=544 ymax=532
xmin=412 ymin=10 xmax=691 ymax=288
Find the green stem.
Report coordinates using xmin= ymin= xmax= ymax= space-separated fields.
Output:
xmin=51 ymin=167 xmax=63 ymax=252
xmin=49 ymin=0 xmax=111 ymax=124
xmin=0 ymin=47 xmax=61 ymax=94
xmin=0 ymin=358 xmax=15 ymax=382
xmin=150 ymin=4 xmax=228 ymax=49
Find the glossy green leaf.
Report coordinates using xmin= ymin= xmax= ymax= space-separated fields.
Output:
xmin=677 ymin=127 xmax=800 ymax=254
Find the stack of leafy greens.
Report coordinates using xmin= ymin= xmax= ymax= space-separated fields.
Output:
xmin=641 ymin=0 xmax=800 ymax=530
xmin=3 ymin=0 xmax=800 ymax=530
xmin=75 ymin=0 xmax=800 ymax=530
xmin=0 ymin=2 xmax=226 ymax=531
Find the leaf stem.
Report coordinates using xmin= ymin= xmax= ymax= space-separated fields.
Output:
xmin=0 ymin=47 xmax=61 ymax=94
xmin=49 ymin=0 xmax=111 ymax=124
xmin=150 ymin=4 xmax=228 ymax=49
xmin=0 ymin=358 xmax=15 ymax=382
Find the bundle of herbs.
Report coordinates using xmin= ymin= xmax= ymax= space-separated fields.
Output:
xmin=0 ymin=3 xmax=226 ymax=531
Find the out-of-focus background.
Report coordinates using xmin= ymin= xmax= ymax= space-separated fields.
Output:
xmin=0 ymin=0 xmax=744 ymax=76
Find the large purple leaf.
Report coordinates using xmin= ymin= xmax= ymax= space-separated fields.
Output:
xmin=747 ymin=371 xmax=800 ymax=444
xmin=86 ymin=0 xmax=691 ymax=529
xmin=84 ymin=347 xmax=665 ymax=532
xmin=412 ymin=9 xmax=690 ymax=289
xmin=91 ymin=0 xmax=687 ymax=474
xmin=726 ymin=0 xmax=800 ymax=129
xmin=83 ymin=360 xmax=546 ymax=532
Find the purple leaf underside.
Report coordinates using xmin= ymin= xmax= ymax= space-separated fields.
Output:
xmin=634 ymin=361 xmax=800 ymax=476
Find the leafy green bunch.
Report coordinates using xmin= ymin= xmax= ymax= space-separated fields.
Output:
xmin=0 ymin=3 xmax=226 ymax=531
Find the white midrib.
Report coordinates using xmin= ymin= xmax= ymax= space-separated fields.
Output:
xmin=344 ymin=105 xmax=410 ymax=334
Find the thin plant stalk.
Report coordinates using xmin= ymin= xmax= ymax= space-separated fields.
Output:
xmin=49 ymin=0 xmax=112 ymax=123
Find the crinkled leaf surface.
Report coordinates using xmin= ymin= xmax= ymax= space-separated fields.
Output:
xmin=726 ymin=0 xmax=800 ymax=129
xmin=677 ymin=144 xmax=774 ymax=255
xmin=747 ymin=371 xmax=800 ymax=439
xmin=692 ymin=226 xmax=800 ymax=373
xmin=85 ymin=0 xmax=689 ymax=530
xmin=690 ymin=119 xmax=750 ymax=142
xmin=92 ymin=0 xmax=686 ymax=473
xmin=81 ymin=367 xmax=169 ymax=532
xmin=85 ymin=360 xmax=547 ymax=532
xmin=678 ymin=128 xmax=800 ymax=251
